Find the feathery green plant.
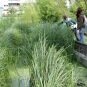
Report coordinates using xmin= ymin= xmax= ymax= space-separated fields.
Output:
xmin=32 ymin=37 xmax=81 ymax=87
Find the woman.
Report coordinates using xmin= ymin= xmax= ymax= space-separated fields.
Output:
xmin=76 ymin=7 xmax=85 ymax=43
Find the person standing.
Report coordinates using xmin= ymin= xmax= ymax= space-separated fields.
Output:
xmin=76 ymin=7 xmax=85 ymax=43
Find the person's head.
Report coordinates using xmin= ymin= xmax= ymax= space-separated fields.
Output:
xmin=76 ymin=7 xmax=83 ymax=18
xmin=62 ymin=15 xmax=68 ymax=21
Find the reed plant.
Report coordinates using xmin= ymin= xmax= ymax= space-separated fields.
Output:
xmin=0 ymin=48 xmax=11 ymax=87
xmin=0 ymin=1 xmax=87 ymax=87
xmin=0 ymin=16 xmax=14 ymax=30
xmin=0 ymin=16 xmax=85 ymax=87
xmin=13 ymin=22 xmax=31 ymax=34
xmin=1 ymin=29 xmax=32 ymax=67
xmin=32 ymin=37 xmax=83 ymax=87
xmin=0 ymin=16 xmax=15 ymax=87
xmin=28 ymin=22 xmax=74 ymax=58
xmin=2 ymin=28 xmax=23 ymax=47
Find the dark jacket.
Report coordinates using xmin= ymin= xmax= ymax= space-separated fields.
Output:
xmin=77 ymin=12 xmax=85 ymax=30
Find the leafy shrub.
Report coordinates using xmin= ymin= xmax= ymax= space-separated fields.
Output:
xmin=69 ymin=4 xmax=77 ymax=14
xmin=18 ymin=3 xmax=40 ymax=24
xmin=70 ymin=1 xmax=87 ymax=16
xmin=36 ymin=0 xmax=61 ymax=22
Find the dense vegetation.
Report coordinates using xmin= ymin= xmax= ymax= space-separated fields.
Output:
xmin=0 ymin=0 xmax=87 ymax=87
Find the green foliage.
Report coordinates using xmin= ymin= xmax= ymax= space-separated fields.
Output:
xmin=0 ymin=2 xmax=87 ymax=86
xmin=1 ymin=28 xmax=33 ymax=66
xmin=78 ymin=1 xmax=87 ymax=15
xmin=79 ymin=2 xmax=86 ymax=9
xmin=0 ymin=49 xmax=10 ymax=87
xmin=8 ymin=6 xmax=16 ymax=14
xmin=18 ymin=3 xmax=40 ymax=24
xmin=32 ymin=39 xmax=70 ymax=87
xmin=69 ymin=3 xmax=77 ymax=14
xmin=0 ymin=16 xmax=15 ymax=87
xmin=0 ymin=21 xmax=74 ymax=68
xmin=0 ymin=67 xmax=10 ymax=87
xmin=36 ymin=0 xmax=62 ymax=22
xmin=29 ymin=22 xmax=74 ymax=58
xmin=2 ymin=28 xmax=23 ymax=47
xmin=70 ymin=1 xmax=87 ymax=16
xmin=13 ymin=22 xmax=31 ymax=34
xmin=0 ymin=21 xmax=34 ymax=66
xmin=32 ymin=38 xmax=84 ymax=87
xmin=0 ymin=17 xmax=14 ymax=31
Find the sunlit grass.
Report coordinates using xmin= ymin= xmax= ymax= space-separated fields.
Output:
xmin=32 ymin=38 xmax=87 ymax=87
xmin=0 ymin=12 xmax=87 ymax=87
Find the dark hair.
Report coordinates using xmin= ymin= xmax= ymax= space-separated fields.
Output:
xmin=76 ymin=7 xmax=82 ymax=19
xmin=62 ymin=15 xmax=68 ymax=20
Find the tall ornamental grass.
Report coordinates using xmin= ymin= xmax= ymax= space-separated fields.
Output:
xmin=32 ymin=38 xmax=84 ymax=87
xmin=0 ymin=19 xmax=86 ymax=87
xmin=0 ymin=21 xmax=74 ymax=67
xmin=13 ymin=22 xmax=31 ymax=34
xmin=2 ymin=28 xmax=23 ymax=47
xmin=0 ymin=16 xmax=14 ymax=87
xmin=0 ymin=48 xmax=10 ymax=87
xmin=0 ymin=16 xmax=14 ymax=31
xmin=29 ymin=22 xmax=74 ymax=58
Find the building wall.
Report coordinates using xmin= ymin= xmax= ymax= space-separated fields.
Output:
xmin=0 ymin=0 xmax=35 ymax=9
xmin=0 ymin=0 xmax=36 ymax=16
xmin=0 ymin=0 xmax=36 ymax=17
xmin=65 ymin=0 xmax=70 ymax=8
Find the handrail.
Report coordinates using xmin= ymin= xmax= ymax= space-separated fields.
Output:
xmin=74 ymin=34 xmax=87 ymax=67
xmin=74 ymin=40 xmax=87 ymax=56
